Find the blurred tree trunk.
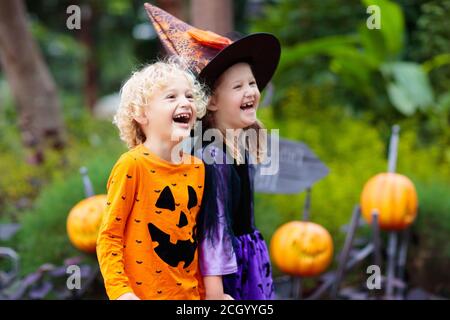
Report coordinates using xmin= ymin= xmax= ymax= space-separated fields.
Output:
xmin=0 ymin=0 xmax=65 ymax=164
xmin=157 ymin=0 xmax=185 ymax=19
xmin=191 ymin=0 xmax=233 ymax=35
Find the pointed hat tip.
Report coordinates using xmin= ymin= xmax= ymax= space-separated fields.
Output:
xmin=144 ymin=2 xmax=158 ymax=17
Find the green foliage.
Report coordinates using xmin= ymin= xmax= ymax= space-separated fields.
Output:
xmin=254 ymin=87 xmax=450 ymax=277
xmin=412 ymin=0 xmax=450 ymax=94
xmin=255 ymin=89 xmax=383 ymax=250
xmin=0 ymin=85 xmax=125 ymax=219
xmin=251 ymin=0 xmax=365 ymax=45
xmin=408 ymin=179 xmax=450 ymax=296
xmin=0 ymin=90 xmax=125 ymax=274
xmin=0 ymin=81 xmax=58 ymax=218
xmin=0 ymin=150 xmax=38 ymax=214
xmin=1 ymin=86 xmax=126 ymax=276
xmin=26 ymin=0 xmax=157 ymax=98
xmin=254 ymin=0 xmax=447 ymax=129
xmin=381 ymin=62 xmax=434 ymax=116
xmin=415 ymin=179 xmax=450 ymax=254
xmin=30 ymin=19 xmax=85 ymax=93
xmin=15 ymin=147 xmax=123 ymax=276
xmin=362 ymin=0 xmax=405 ymax=59
xmin=0 ymin=83 xmax=125 ymax=276
xmin=252 ymin=0 xmax=450 ymax=188
xmin=251 ymin=0 xmax=367 ymax=113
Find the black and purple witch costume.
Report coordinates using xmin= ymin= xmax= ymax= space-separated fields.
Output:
xmin=196 ymin=143 xmax=275 ymax=299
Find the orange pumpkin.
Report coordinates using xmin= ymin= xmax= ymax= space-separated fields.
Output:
xmin=67 ymin=194 xmax=107 ymax=253
xmin=270 ymin=221 xmax=333 ymax=277
xmin=360 ymin=173 xmax=418 ymax=230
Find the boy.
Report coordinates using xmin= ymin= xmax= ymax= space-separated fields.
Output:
xmin=97 ymin=59 xmax=208 ymax=300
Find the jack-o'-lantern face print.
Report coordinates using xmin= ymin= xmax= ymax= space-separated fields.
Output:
xmin=148 ymin=185 xmax=198 ymax=268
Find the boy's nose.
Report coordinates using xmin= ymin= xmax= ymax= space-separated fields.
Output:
xmin=179 ymin=96 xmax=192 ymax=107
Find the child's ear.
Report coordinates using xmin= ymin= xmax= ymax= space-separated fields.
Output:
xmin=133 ymin=114 xmax=149 ymax=125
xmin=207 ymin=95 xmax=219 ymax=111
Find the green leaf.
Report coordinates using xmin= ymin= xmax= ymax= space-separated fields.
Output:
xmin=422 ymin=53 xmax=450 ymax=74
xmin=382 ymin=62 xmax=435 ymax=115
xmin=358 ymin=23 xmax=387 ymax=64
xmin=386 ymin=83 xmax=416 ymax=115
xmin=437 ymin=92 xmax=450 ymax=112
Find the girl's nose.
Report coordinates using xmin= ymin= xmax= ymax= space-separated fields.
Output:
xmin=244 ymin=88 xmax=255 ymax=98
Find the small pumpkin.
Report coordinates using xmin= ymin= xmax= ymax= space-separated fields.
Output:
xmin=67 ymin=194 xmax=107 ymax=253
xmin=360 ymin=173 xmax=418 ymax=230
xmin=270 ymin=221 xmax=333 ymax=277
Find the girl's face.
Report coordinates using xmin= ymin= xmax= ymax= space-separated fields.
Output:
xmin=139 ymin=75 xmax=197 ymax=143
xmin=209 ymin=62 xmax=260 ymax=130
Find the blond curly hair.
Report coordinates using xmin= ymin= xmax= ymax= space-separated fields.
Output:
xmin=113 ymin=57 xmax=208 ymax=149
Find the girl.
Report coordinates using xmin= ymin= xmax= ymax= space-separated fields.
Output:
xmin=198 ymin=60 xmax=277 ymax=300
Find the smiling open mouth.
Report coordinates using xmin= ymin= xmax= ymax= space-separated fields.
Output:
xmin=148 ymin=223 xmax=196 ymax=268
xmin=240 ymin=101 xmax=254 ymax=110
xmin=172 ymin=112 xmax=192 ymax=124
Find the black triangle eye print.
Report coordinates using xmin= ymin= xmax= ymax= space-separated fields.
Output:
xmin=155 ymin=186 xmax=175 ymax=211
xmin=187 ymin=186 xmax=198 ymax=209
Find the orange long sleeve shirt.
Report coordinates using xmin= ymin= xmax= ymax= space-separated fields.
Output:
xmin=97 ymin=144 xmax=205 ymax=300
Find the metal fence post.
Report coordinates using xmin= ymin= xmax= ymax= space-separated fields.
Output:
xmin=330 ymin=204 xmax=361 ymax=299
xmin=79 ymin=166 xmax=94 ymax=198
xmin=385 ymin=232 xmax=398 ymax=299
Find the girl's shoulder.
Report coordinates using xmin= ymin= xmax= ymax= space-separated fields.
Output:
xmin=195 ymin=144 xmax=244 ymax=193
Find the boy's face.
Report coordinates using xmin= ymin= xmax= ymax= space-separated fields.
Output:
xmin=209 ymin=62 xmax=260 ymax=130
xmin=141 ymin=75 xmax=196 ymax=143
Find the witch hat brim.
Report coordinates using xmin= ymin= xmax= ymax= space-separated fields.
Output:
xmin=199 ymin=33 xmax=281 ymax=91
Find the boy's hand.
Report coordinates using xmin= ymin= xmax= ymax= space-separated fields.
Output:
xmin=116 ymin=292 xmax=140 ymax=300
